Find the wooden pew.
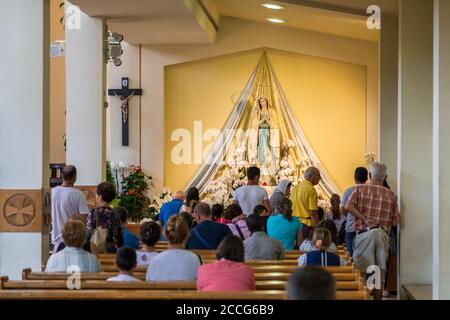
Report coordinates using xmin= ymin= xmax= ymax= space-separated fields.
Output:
xmin=99 ymin=250 xmax=349 ymax=260
xmin=0 ymin=289 xmax=368 ymax=300
xmin=0 ymin=279 xmax=368 ymax=300
xmin=1 ymin=278 xmax=361 ymax=291
xmin=27 ymin=266 xmax=358 ymax=275
xmin=97 ymin=252 xmax=351 ymax=266
xmin=99 ymin=248 xmax=346 ymax=257
xmin=154 ymin=242 xmax=346 ymax=250
xmin=22 ymin=269 xmax=360 ymax=282
xmin=92 ymin=259 xmax=308 ymax=268
xmin=99 ymin=264 xmax=355 ymax=274
xmin=251 ymin=265 xmax=354 ymax=273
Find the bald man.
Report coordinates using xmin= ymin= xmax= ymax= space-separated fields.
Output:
xmin=51 ymin=165 xmax=89 ymax=252
xmin=159 ymin=190 xmax=186 ymax=227
xmin=290 ymin=167 xmax=321 ymax=242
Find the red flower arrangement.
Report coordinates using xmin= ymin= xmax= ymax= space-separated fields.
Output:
xmin=118 ymin=165 xmax=152 ymax=222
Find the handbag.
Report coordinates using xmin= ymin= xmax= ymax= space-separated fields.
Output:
xmin=90 ymin=211 xmax=108 ymax=254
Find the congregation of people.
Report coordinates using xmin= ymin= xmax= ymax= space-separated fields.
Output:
xmin=46 ymin=161 xmax=399 ymax=299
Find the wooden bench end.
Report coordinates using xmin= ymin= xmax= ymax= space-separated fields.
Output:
xmin=22 ymin=268 xmax=32 ymax=280
xmin=0 ymin=276 xmax=9 ymax=290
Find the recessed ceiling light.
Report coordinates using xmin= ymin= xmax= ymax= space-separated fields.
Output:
xmin=261 ymin=3 xmax=285 ymax=10
xmin=266 ymin=17 xmax=287 ymax=24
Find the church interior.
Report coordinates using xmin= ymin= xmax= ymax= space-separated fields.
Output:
xmin=0 ymin=0 xmax=449 ymax=302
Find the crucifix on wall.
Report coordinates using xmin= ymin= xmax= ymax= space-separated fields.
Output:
xmin=108 ymin=77 xmax=143 ymax=146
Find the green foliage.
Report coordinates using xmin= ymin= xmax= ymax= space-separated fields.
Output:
xmin=145 ymin=207 xmax=159 ymax=221
xmin=117 ymin=165 xmax=152 ymax=222
xmin=106 ymin=161 xmax=115 ymax=184
xmin=111 ymin=198 xmax=121 ymax=208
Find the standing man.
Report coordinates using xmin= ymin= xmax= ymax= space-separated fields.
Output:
xmin=345 ymin=162 xmax=399 ymax=299
xmin=51 ymin=165 xmax=89 ymax=252
xmin=233 ymin=167 xmax=271 ymax=216
xmin=290 ymin=167 xmax=321 ymax=242
xmin=340 ymin=167 xmax=368 ymax=257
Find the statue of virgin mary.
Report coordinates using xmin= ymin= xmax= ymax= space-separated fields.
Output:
xmin=247 ymin=97 xmax=280 ymax=183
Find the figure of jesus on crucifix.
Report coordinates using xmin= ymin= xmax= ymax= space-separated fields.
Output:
xmin=108 ymin=78 xmax=143 ymax=146
xmin=117 ymin=91 xmax=134 ymax=124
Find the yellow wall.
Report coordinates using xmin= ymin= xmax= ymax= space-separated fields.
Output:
xmin=164 ymin=49 xmax=367 ymax=192
xmin=50 ymin=0 xmax=66 ymax=163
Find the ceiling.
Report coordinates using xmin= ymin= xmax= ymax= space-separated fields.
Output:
xmin=70 ymin=0 xmax=398 ymax=44
xmin=215 ymin=0 xmax=380 ymax=42
xmin=70 ymin=0 xmax=216 ymax=44
xmin=282 ymin=0 xmax=398 ymax=15
xmin=69 ymin=0 xmax=193 ymax=19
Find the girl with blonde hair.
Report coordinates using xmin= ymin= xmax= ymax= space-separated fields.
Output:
xmin=298 ymin=228 xmax=348 ymax=267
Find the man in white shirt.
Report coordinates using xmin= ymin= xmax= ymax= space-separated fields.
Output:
xmin=51 ymin=165 xmax=89 ymax=252
xmin=233 ymin=167 xmax=271 ymax=216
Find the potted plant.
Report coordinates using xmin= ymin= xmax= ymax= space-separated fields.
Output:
xmin=117 ymin=165 xmax=153 ymax=235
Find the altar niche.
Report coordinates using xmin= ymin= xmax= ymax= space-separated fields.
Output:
xmin=108 ymin=77 xmax=143 ymax=146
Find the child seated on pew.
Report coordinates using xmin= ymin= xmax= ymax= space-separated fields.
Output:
xmin=286 ymin=266 xmax=336 ymax=300
xmin=299 ymin=219 xmax=339 ymax=254
xmin=136 ymin=221 xmax=162 ymax=266
xmin=298 ymin=228 xmax=347 ymax=267
xmin=107 ymin=246 xmax=140 ymax=282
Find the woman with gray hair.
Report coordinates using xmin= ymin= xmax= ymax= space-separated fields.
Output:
xmin=45 ymin=220 xmax=101 ymax=273
xmin=267 ymin=196 xmax=302 ymax=250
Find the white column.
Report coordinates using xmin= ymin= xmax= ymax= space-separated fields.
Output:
xmin=65 ymin=1 xmax=106 ymax=186
xmin=379 ymin=13 xmax=398 ymax=192
xmin=0 ymin=0 xmax=50 ymax=279
xmin=398 ymin=0 xmax=434 ymax=294
xmin=433 ymin=0 xmax=450 ymax=300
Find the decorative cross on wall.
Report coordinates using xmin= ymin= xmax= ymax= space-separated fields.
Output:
xmin=108 ymin=78 xmax=143 ymax=146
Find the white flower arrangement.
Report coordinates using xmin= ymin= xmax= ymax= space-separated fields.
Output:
xmin=365 ymin=152 xmax=378 ymax=165
xmin=148 ymin=187 xmax=174 ymax=214
xmin=236 ymin=145 xmax=247 ymax=157
xmin=280 ymin=157 xmax=289 ymax=169
xmin=202 ymin=140 xmax=334 ymax=206
xmin=203 ymin=151 xmax=249 ymax=205
xmin=284 ymin=139 xmax=295 ymax=149
xmin=318 ymin=199 xmax=330 ymax=212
